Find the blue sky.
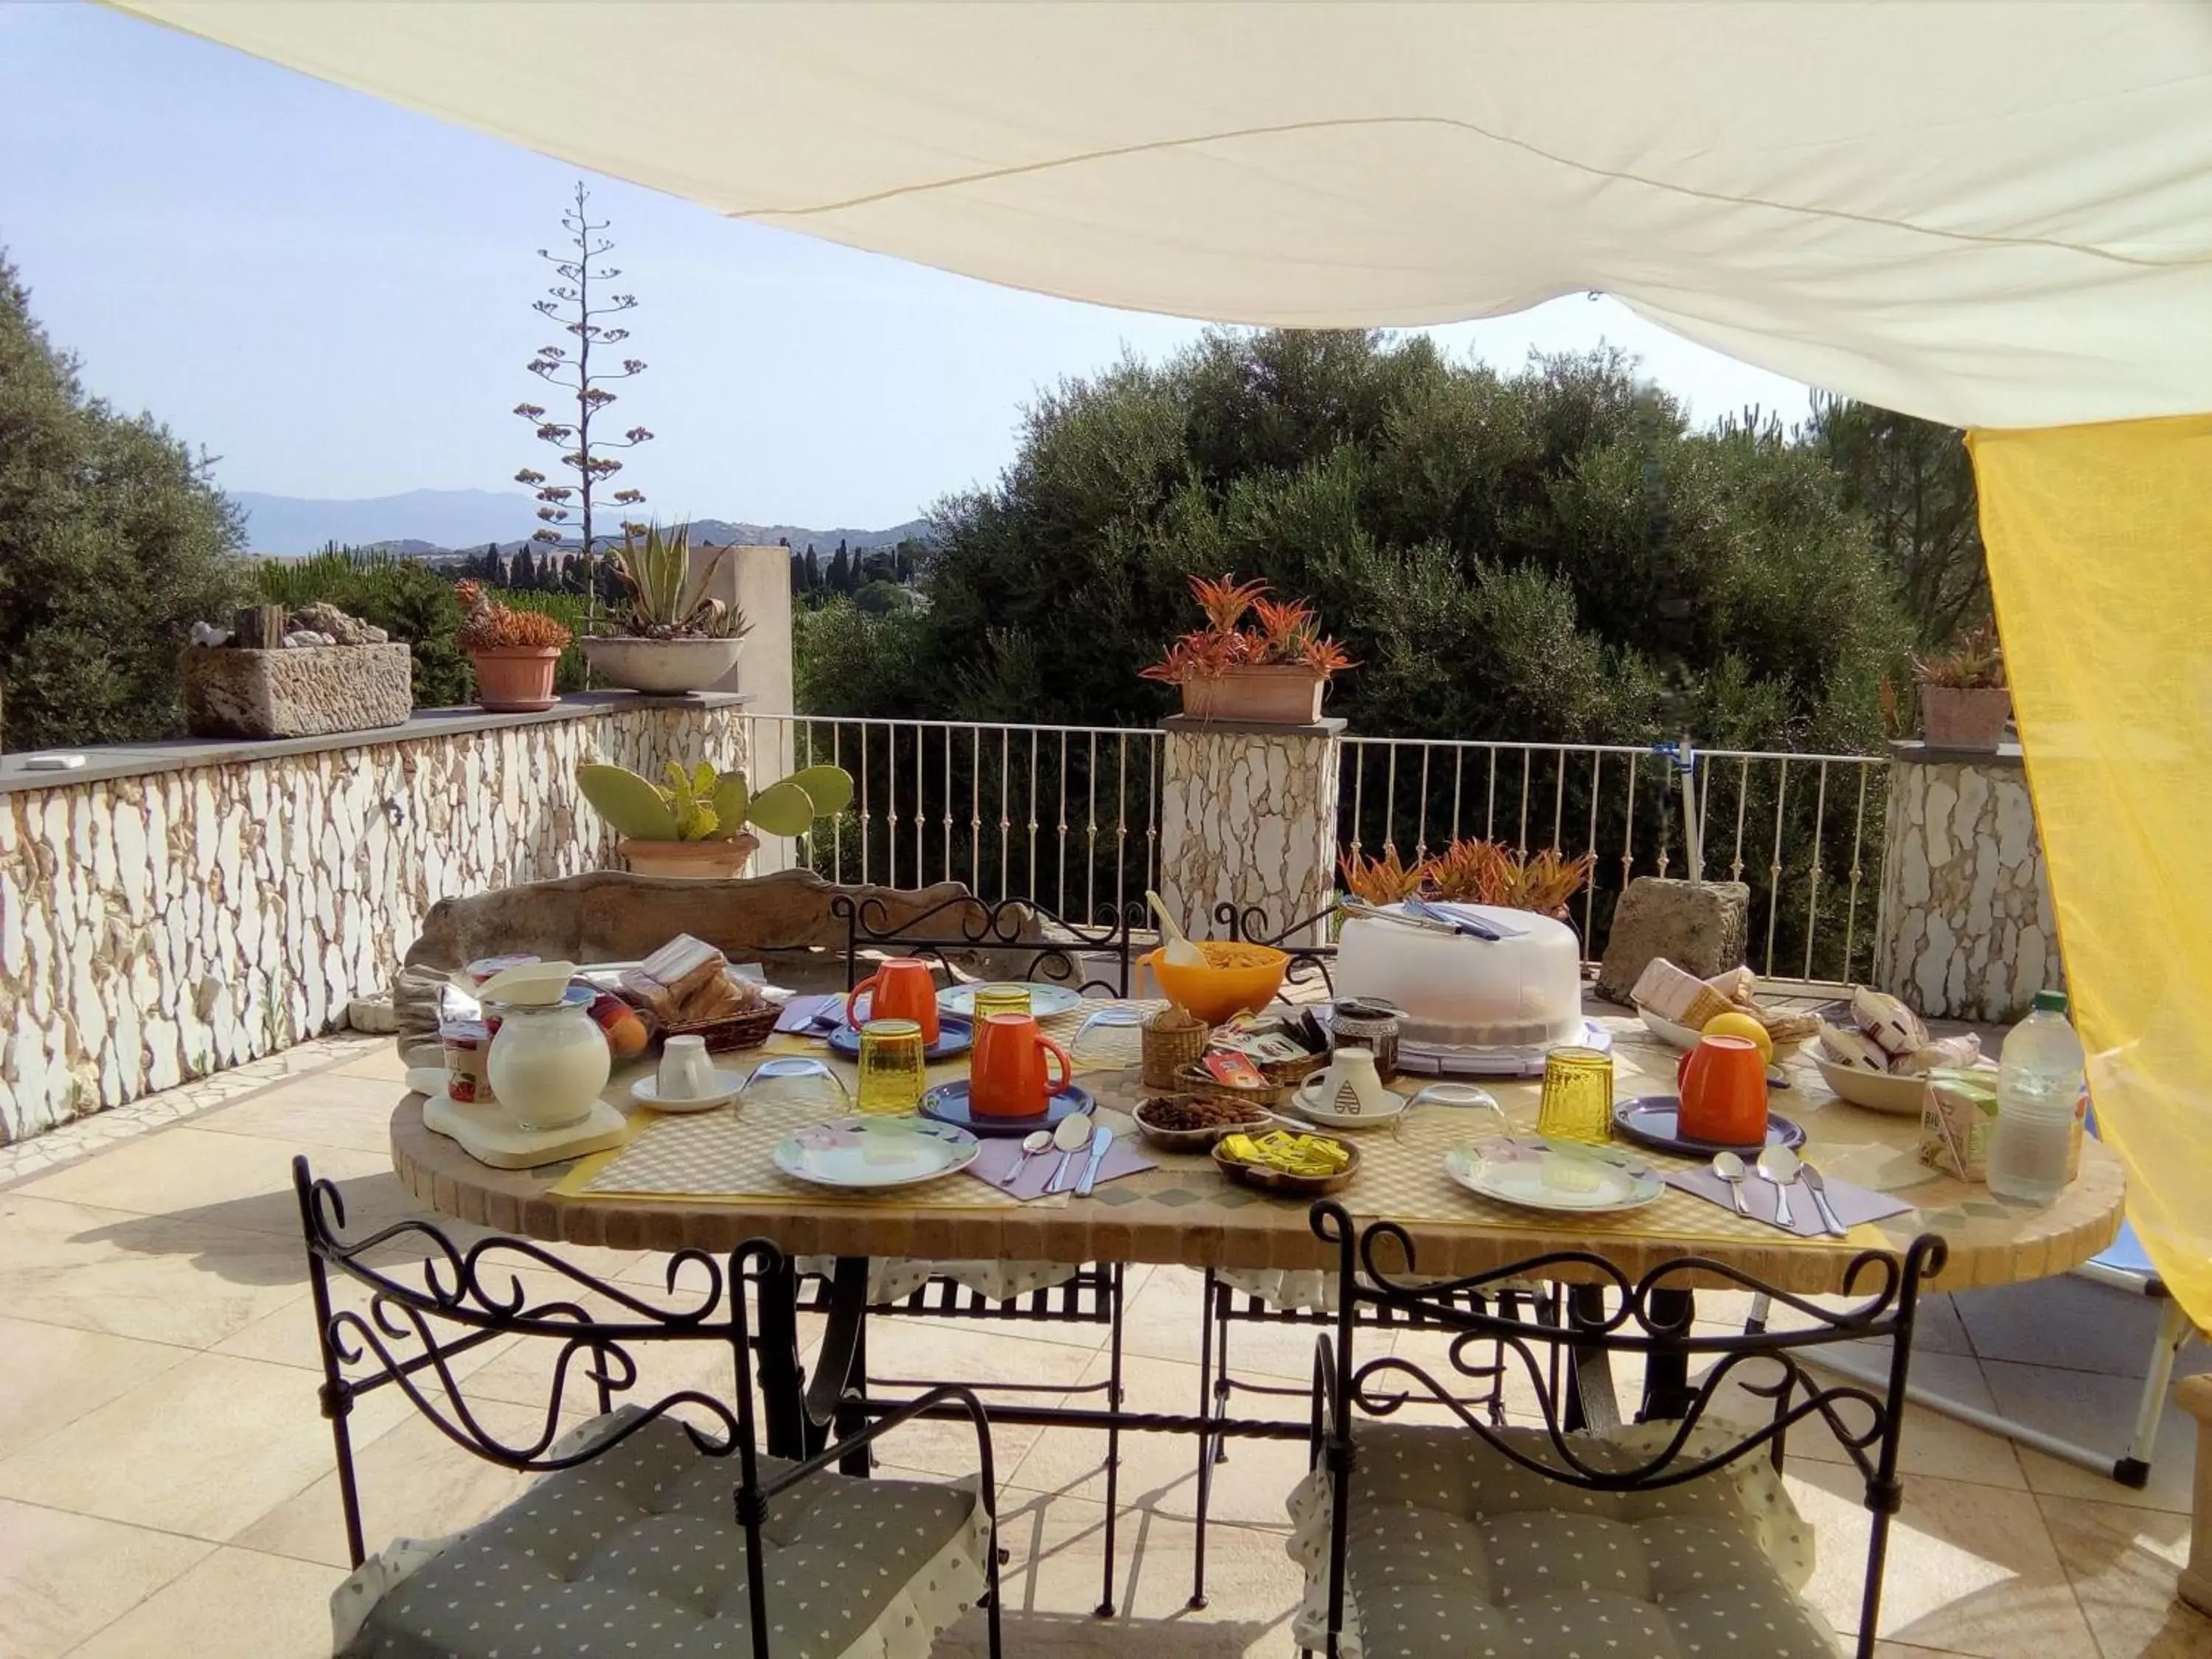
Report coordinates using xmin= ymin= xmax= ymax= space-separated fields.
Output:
xmin=0 ymin=1 xmax=1815 ymax=529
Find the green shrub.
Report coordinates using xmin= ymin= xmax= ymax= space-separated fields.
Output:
xmin=0 ymin=251 xmax=247 ymax=750
xmin=254 ymin=550 xmax=594 ymax=705
xmin=254 ymin=549 xmax=474 ymax=708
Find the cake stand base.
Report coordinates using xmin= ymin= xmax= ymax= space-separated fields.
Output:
xmin=422 ymin=1091 xmax=627 ymax=1169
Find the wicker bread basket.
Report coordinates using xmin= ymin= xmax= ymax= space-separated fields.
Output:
xmin=653 ymin=1004 xmax=781 ymax=1054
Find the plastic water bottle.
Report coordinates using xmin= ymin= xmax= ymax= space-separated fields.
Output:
xmin=1987 ymin=990 xmax=2085 ymax=1203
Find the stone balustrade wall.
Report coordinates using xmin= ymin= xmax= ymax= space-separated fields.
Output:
xmin=0 ymin=695 xmax=748 ymax=1141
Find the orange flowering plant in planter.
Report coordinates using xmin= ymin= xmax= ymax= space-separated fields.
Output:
xmin=457 ymin=580 xmax=573 ymax=714
xmin=1340 ymin=838 xmax=1597 ymax=919
xmin=1140 ymin=574 xmax=1355 ymax=725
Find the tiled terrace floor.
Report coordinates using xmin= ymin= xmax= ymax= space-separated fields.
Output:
xmin=2 ymin=1034 xmax=2208 ymax=1658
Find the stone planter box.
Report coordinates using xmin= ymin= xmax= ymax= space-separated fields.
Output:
xmin=181 ymin=643 xmax=412 ymax=740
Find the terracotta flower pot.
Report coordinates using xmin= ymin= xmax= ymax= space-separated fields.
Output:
xmin=470 ymin=647 xmax=562 ymax=714
xmin=1919 ymin=684 xmax=2011 ymax=751
xmin=1178 ymin=666 xmax=1327 ymax=725
xmin=617 ymin=833 xmax=758 ymax=880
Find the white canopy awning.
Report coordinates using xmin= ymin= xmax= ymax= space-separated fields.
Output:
xmin=116 ymin=1 xmax=2212 ymax=428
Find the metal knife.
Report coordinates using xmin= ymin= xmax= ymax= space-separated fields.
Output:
xmin=1402 ymin=896 xmax=1503 ymax=942
xmin=1335 ymin=899 xmax=1461 ymax=936
xmin=1074 ymin=1125 xmax=1116 ymax=1197
xmin=1799 ymin=1162 xmax=1849 ymax=1238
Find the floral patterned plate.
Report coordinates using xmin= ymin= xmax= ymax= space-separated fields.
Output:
xmin=771 ymin=1116 xmax=980 ymax=1190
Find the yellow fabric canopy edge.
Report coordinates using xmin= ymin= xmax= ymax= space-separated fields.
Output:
xmin=1969 ymin=414 xmax=2212 ymax=1330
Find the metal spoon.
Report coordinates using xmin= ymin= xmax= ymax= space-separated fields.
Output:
xmin=1048 ymin=1111 xmax=1095 ymax=1193
xmin=1711 ymin=1150 xmax=1750 ymax=1216
xmin=1756 ymin=1144 xmax=1800 ymax=1228
xmin=1001 ymin=1129 xmax=1054 ymax=1190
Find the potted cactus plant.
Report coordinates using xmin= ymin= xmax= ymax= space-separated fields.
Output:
xmin=580 ymin=521 xmax=750 ymax=695
xmin=1913 ymin=625 xmax=2010 ymax=751
xmin=457 ymin=580 xmax=571 ymax=713
xmin=576 ymin=758 xmax=853 ymax=879
xmin=1140 ymin=574 xmax=1354 ymax=724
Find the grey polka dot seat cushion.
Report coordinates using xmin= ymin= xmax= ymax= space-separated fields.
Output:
xmin=1287 ymin=1420 xmax=1836 ymax=1658
xmin=338 ymin=1413 xmax=990 ymax=1659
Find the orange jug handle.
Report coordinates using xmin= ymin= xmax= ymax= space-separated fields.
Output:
xmin=1039 ymin=1036 xmax=1074 ymax=1091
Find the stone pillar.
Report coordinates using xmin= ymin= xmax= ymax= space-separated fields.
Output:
xmin=1156 ymin=715 xmax=1343 ymax=947
xmin=2177 ymin=1374 xmax=2212 ymax=1618
xmin=1874 ymin=740 xmax=2062 ymax=1022
xmin=698 ymin=544 xmax=798 ymax=873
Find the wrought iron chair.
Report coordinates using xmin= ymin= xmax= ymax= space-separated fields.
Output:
xmin=1192 ymin=1265 xmax=1557 ymax=1609
xmin=1296 ymin=1200 xmax=1948 ymax=1659
xmin=1186 ymin=902 xmax=1565 ymax=1607
xmin=795 ymin=891 xmax=1141 ymax=1614
xmin=293 ymin=1158 xmax=1002 ymax=1659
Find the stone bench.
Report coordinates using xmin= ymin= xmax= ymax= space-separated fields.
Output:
xmin=390 ymin=867 xmax=1019 ymax=1054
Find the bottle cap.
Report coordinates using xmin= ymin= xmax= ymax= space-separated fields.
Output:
xmin=2031 ymin=989 xmax=2069 ymax=1015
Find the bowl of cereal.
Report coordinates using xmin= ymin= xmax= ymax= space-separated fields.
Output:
xmin=1139 ymin=941 xmax=1290 ymax=1026
xmin=1132 ymin=1093 xmax=1274 ymax=1152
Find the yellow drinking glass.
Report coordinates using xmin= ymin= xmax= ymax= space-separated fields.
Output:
xmin=972 ymin=984 xmax=1032 ymax=1021
xmin=1536 ymin=1046 xmax=1615 ymax=1144
xmin=856 ymin=1018 xmax=927 ymax=1116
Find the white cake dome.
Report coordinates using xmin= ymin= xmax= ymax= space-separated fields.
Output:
xmin=1334 ymin=903 xmax=1585 ymax=1048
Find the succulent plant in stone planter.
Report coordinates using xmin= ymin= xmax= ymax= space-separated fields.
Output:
xmin=579 ymin=521 xmax=751 ymax=695
xmin=1913 ymin=625 xmax=2010 ymax=751
xmin=458 ymin=581 xmax=572 ymax=714
xmin=576 ymin=758 xmax=852 ymax=878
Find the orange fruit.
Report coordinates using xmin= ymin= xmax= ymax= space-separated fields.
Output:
xmin=1701 ymin=1009 xmax=1773 ymax=1064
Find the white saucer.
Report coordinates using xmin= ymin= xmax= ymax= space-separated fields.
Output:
xmin=1290 ymin=1074 xmax=1408 ymax=1129
xmin=630 ymin=1070 xmax=748 ymax=1113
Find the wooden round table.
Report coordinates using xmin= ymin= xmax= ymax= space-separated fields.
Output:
xmin=392 ymin=1017 xmax=2126 ymax=1297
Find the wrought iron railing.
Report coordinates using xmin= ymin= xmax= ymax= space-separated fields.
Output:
xmin=744 ymin=712 xmax=1889 ymax=984
xmin=1339 ymin=737 xmax=1891 ymax=984
xmin=742 ymin=713 xmax=1163 ymax=927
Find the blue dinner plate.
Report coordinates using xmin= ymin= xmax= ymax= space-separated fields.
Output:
xmin=1610 ymin=1096 xmax=1806 ymax=1158
xmin=919 ymin=1079 xmax=1093 ymax=1138
xmin=824 ymin=1012 xmax=974 ymax=1062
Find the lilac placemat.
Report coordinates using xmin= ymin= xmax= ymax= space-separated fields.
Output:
xmin=775 ymin=992 xmax=845 ymax=1034
xmin=965 ymin=1135 xmax=1157 ymax=1202
xmin=1664 ymin=1164 xmax=1913 ymax=1237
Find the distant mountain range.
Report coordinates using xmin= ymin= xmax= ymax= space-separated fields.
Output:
xmin=232 ymin=488 xmax=929 ymax=557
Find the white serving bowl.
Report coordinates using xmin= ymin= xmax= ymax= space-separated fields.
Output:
xmin=1812 ymin=1054 xmax=1929 ymax=1116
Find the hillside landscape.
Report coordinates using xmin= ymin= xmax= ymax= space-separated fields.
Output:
xmin=233 ymin=487 xmax=929 ymax=557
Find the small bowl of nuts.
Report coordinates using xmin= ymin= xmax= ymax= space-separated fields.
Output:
xmin=1132 ymin=1093 xmax=1274 ymax=1152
